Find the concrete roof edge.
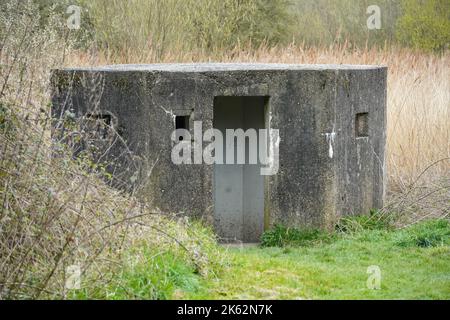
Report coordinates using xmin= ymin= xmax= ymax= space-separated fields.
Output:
xmin=55 ymin=63 xmax=387 ymax=73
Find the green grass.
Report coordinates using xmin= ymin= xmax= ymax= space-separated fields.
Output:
xmin=260 ymin=224 xmax=334 ymax=247
xmin=106 ymin=251 xmax=201 ymax=300
xmin=70 ymin=220 xmax=225 ymax=300
xmin=186 ymin=219 xmax=450 ymax=299
xmin=73 ymin=219 xmax=450 ymax=299
xmin=72 ymin=246 xmax=206 ymax=300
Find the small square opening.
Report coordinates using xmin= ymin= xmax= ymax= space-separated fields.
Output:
xmin=355 ymin=112 xmax=369 ymax=138
xmin=175 ymin=115 xmax=189 ymax=130
xmin=175 ymin=115 xmax=190 ymax=141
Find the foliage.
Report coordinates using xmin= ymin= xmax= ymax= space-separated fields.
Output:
xmin=14 ymin=0 xmax=450 ymax=53
xmin=260 ymin=224 xmax=333 ymax=247
xmin=292 ymin=0 xmax=402 ymax=47
xmin=394 ymin=219 xmax=450 ymax=247
xmin=0 ymin=0 xmax=223 ymax=299
xmin=107 ymin=250 xmax=200 ymax=300
xmin=261 ymin=211 xmax=395 ymax=248
xmin=186 ymin=0 xmax=293 ymax=50
xmin=335 ymin=210 xmax=394 ymax=234
xmin=0 ymin=102 xmax=18 ymax=137
xmin=396 ymin=0 xmax=450 ymax=51
xmin=77 ymin=0 xmax=293 ymax=57
xmin=72 ymin=219 xmax=224 ymax=299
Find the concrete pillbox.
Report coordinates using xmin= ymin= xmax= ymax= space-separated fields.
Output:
xmin=51 ymin=63 xmax=387 ymax=242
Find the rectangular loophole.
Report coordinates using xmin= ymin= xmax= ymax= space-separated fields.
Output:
xmin=175 ymin=115 xmax=190 ymax=141
xmin=175 ymin=115 xmax=189 ymax=130
xmin=355 ymin=112 xmax=369 ymax=137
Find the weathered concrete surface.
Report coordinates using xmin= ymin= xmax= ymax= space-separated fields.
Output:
xmin=51 ymin=63 xmax=387 ymax=241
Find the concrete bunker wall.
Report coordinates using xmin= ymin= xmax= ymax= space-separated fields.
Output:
xmin=51 ymin=64 xmax=387 ymax=241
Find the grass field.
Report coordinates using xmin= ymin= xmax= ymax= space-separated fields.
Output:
xmin=189 ymin=228 xmax=449 ymax=299
xmin=72 ymin=219 xmax=450 ymax=300
xmin=186 ymin=219 xmax=450 ymax=300
xmin=188 ymin=245 xmax=449 ymax=299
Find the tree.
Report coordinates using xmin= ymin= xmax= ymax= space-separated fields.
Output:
xmin=396 ymin=0 xmax=450 ymax=51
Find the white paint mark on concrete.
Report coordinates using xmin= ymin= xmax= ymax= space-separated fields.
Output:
xmin=260 ymin=111 xmax=280 ymax=175
xmin=260 ymin=128 xmax=280 ymax=176
xmin=159 ymin=105 xmax=176 ymax=124
xmin=324 ymin=127 xmax=336 ymax=159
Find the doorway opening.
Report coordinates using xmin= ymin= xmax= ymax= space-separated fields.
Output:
xmin=213 ymin=96 xmax=269 ymax=242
